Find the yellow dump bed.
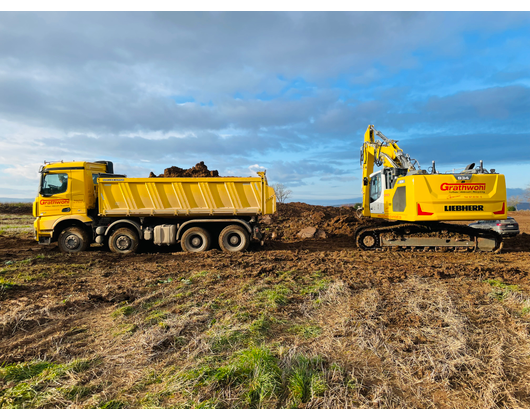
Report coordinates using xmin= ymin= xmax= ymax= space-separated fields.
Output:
xmin=98 ymin=172 xmax=276 ymax=217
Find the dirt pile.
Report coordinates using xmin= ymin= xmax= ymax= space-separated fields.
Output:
xmin=260 ymin=202 xmax=362 ymax=241
xmin=149 ymin=161 xmax=219 ymax=178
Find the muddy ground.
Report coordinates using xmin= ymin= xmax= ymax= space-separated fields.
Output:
xmin=1 ymin=205 xmax=530 ymax=408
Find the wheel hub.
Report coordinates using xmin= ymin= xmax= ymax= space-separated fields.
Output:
xmin=116 ymin=235 xmax=131 ymax=250
xmin=229 ymin=234 xmax=241 ymax=246
xmin=191 ymin=236 xmax=203 ymax=248
xmin=65 ymin=234 xmax=80 ymax=250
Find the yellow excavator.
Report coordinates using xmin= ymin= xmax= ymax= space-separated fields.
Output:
xmin=355 ymin=125 xmax=507 ymax=252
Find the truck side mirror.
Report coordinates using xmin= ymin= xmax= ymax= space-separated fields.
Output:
xmin=363 ymin=177 xmax=369 ymax=186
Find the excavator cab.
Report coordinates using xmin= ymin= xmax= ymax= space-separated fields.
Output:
xmin=368 ymin=167 xmax=409 ymax=215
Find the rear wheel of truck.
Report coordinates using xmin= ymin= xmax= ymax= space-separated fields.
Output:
xmin=58 ymin=226 xmax=90 ymax=253
xmin=181 ymin=227 xmax=211 ymax=252
xmin=219 ymin=225 xmax=249 ymax=252
xmin=109 ymin=227 xmax=139 ymax=254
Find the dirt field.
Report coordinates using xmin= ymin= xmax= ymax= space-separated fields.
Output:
xmin=1 ymin=206 xmax=530 ymax=408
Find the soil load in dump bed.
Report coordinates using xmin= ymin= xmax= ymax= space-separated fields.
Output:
xmin=149 ymin=161 xmax=219 ymax=178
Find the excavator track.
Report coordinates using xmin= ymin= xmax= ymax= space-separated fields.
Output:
xmin=355 ymin=221 xmax=503 ymax=253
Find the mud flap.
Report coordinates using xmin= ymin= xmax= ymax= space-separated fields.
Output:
xmin=38 ymin=236 xmax=51 ymax=245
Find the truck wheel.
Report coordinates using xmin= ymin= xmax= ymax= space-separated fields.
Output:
xmin=109 ymin=227 xmax=139 ymax=254
xmin=181 ymin=227 xmax=211 ymax=252
xmin=219 ymin=225 xmax=249 ymax=252
xmin=58 ymin=226 xmax=90 ymax=253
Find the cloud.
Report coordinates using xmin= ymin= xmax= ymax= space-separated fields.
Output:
xmin=422 ymin=85 xmax=530 ymax=123
xmin=1 ymin=12 xmax=530 ymax=198
xmin=405 ymin=133 xmax=530 ymax=168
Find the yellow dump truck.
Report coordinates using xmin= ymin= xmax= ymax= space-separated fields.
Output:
xmin=33 ymin=161 xmax=276 ymax=254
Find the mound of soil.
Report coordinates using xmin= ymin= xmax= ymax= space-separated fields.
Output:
xmin=260 ymin=202 xmax=362 ymax=241
xmin=149 ymin=161 xmax=219 ymax=178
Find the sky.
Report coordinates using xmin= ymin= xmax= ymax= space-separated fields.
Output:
xmin=1 ymin=11 xmax=530 ymax=203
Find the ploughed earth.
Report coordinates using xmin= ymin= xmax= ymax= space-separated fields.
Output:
xmin=1 ymin=203 xmax=530 ymax=408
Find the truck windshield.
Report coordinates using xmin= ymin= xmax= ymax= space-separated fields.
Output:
xmin=41 ymin=173 xmax=68 ymax=197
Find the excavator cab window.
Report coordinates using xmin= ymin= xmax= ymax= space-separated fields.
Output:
xmin=369 ymin=173 xmax=382 ymax=203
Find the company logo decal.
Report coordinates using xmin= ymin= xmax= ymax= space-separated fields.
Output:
xmin=40 ymin=199 xmax=70 ymax=206
xmin=441 ymin=183 xmax=486 ymax=192
xmin=444 ymin=205 xmax=484 ymax=211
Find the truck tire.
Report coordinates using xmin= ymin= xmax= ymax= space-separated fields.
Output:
xmin=58 ymin=226 xmax=90 ymax=253
xmin=219 ymin=225 xmax=249 ymax=252
xmin=109 ymin=227 xmax=139 ymax=254
xmin=181 ymin=227 xmax=211 ymax=252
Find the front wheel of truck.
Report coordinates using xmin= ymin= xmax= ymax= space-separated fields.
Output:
xmin=58 ymin=226 xmax=90 ymax=253
xmin=109 ymin=227 xmax=139 ymax=254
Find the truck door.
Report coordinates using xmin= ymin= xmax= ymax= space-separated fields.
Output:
xmin=38 ymin=171 xmax=73 ymax=218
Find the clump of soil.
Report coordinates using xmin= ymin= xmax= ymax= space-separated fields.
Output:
xmin=149 ymin=161 xmax=219 ymax=178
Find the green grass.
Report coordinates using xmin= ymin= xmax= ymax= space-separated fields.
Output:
xmin=111 ymin=305 xmax=135 ymax=318
xmin=289 ymin=324 xmax=323 ymax=339
xmin=0 ymin=359 xmax=96 ymax=408
xmin=0 ymin=278 xmax=18 ymax=291
xmin=145 ymin=310 xmax=169 ymax=325
xmin=257 ymin=284 xmax=292 ymax=309
xmin=169 ymin=346 xmax=329 ymax=409
xmin=287 ymin=355 xmax=327 ymax=407
xmin=484 ymin=278 xmax=520 ymax=301
xmin=214 ymin=346 xmax=282 ymax=408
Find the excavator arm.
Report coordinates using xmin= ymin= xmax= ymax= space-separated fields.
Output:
xmin=361 ymin=125 xmax=421 ymax=217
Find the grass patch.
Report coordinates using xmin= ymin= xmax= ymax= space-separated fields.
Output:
xmin=257 ymin=284 xmax=292 ymax=309
xmin=111 ymin=305 xmax=135 ymax=318
xmin=0 ymin=358 xmax=96 ymax=408
xmin=0 ymin=278 xmax=18 ymax=291
xmin=215 ymin=346 xmax=282 ymax=408
xmin=289 ymin=324 xmax=322 ymax=339
xmin=484 ymin=278 xmax=520 ymax=301
xmin=145 ymin=310 xmax=169 ymax=325
xmin=173 ymin=346 xmax=329 ymax=409
xmin=113 ymin=324 xmax=138 ymax=336
xmin=100 ymin=399 xmax=126 ymax=409
xmin=286 ymin=354 xmax=326 ymax=407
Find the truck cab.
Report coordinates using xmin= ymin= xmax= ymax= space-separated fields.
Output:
xmin=34 ymin=161 xmax=114 ymax=250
